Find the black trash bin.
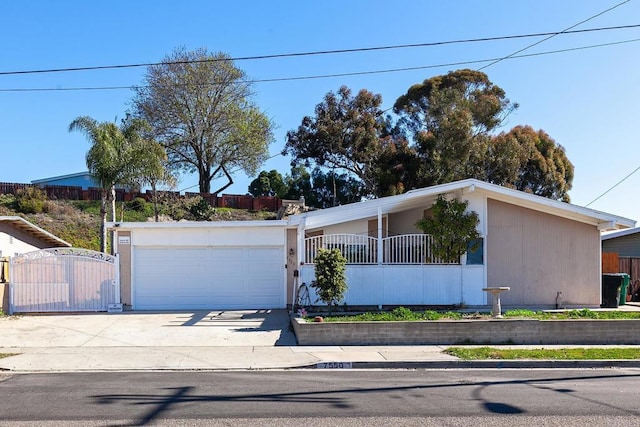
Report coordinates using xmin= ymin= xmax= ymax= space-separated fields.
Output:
xmin=601 ymin=274 xmax=623 ymax=308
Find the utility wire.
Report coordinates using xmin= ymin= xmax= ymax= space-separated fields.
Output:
xmin=479 ymin=0 xmax=631 ymax=70
xmin=1 ymin=23 xmax=639 ymax=76
xmin=177 ymin=152 xmax=283 ymax=193
xmin=2 ymin=37 xmax=638 ymax=93
xmin=586 ymin=165 xmax=640 ymax=207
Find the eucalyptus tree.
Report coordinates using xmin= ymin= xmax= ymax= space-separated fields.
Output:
xmin=284 ymin=86 xmax=387 ymax=197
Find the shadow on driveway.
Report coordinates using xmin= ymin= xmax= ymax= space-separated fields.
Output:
xmin=176 ymin=309 xmax=297 ymax=346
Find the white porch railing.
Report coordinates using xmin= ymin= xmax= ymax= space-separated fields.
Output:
xmin=304 ymin=233 xmax=454 ymax=265
xmin=383 ymin=234 xmax=447 ymax=264
xmin=304 ymin=234 xmax=377 ymax=264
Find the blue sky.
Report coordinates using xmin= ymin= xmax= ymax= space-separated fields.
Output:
xmin=2 ymin=1 xmax=640 ymax=221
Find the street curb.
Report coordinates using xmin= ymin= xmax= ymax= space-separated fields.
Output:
xmin=299 ymin=360 xmax=640 ymax=370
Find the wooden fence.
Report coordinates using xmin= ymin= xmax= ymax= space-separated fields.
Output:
xmin=0 ymin=182 xmax=282 ymax=211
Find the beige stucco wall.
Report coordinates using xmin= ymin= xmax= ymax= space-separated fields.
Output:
xmin=116 ymin=231 xmax=132 ymax=307
xmin=388 ymin=207 xmax=425 ymax=235
xmin=317 ymin=219 xmax=369 ymax=236
xmin=487 ymin=198 xmax=601 ymax=307
xmin=0 ymin=229 xmax=42 ymax=257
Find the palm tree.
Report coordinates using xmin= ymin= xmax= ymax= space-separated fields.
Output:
xmin=129 ymin=138 xmax=176 ymax=222
xmin=69 ymin=116 xmax=149 ymax=252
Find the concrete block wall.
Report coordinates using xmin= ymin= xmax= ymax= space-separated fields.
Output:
xmin=292 ymin=318 xmax=640 ymax=345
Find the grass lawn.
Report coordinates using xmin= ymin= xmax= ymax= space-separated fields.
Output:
xmin=317 ymin=307 xmax=640 ymax=322
xmin=445 ymin=346 xmax=640 ymax=360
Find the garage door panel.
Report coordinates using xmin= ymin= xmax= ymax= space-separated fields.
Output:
xmin=133 ymin=245 xmax=283 ymax=310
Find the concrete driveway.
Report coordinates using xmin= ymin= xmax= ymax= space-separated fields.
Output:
xmin=0 ymin=309 xmax=297 ymax=349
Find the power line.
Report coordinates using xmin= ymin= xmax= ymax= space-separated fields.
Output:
xmin=586 ymin=165 xmax=640 ymax=207
xmin=2 ymin=37 xmax=638 ymax=93
xmin=1 ymin=24 xmax=639 ymax=76
xmin=177 ymin=151 xmax=284 ymax=193
xmin=479 ymin=0 xmax=632 ymax=70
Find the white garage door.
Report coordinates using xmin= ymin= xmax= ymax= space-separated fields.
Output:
xmin=133 ymin=246 xmax=284 ymax=310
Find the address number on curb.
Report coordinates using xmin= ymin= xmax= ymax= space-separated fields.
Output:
xmin=317 ymin=362 xmax=353 ymax=369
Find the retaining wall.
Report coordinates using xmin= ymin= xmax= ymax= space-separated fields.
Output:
xmin=291 ymin=317 xmax=640 ymax=345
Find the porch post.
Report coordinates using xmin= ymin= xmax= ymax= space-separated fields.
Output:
xmin=297 ymin=217 xmax=306 ymax=266
xmin=377 ymin=207 xmax=383 ymax=264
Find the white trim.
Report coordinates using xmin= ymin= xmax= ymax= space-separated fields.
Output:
xmin=108 ymin=220 xmax=288 ymax=230
xmin=287 ymin=179 xmax=635 ymax=231
xmin=601 ymin=226 xmax=640 ymax=240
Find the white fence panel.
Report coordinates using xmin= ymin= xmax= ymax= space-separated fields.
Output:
xmin=298 ymin=264 xmax=472 ymax=307
xmin=10 ymin=248 xmax=119 ymax=313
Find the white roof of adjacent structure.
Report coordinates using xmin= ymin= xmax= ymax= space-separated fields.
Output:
xmin=287 ymin=179 xmax=636 ymax=231
xmin=0 ymin=216 xmax=72 ymax=247
xmin=601 ymin=226 xmax=640 ymax=241
xmin=107 ymin=220 xmax=288 ymax=230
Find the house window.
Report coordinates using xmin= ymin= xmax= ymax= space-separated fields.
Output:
xmin=466 ymin=238 xmax=484 ymax=265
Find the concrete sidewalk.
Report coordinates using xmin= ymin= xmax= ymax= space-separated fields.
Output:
xmin=1 ymin=310 xmax=640 ymax=372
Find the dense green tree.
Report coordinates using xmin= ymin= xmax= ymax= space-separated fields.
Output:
xmin=416 ymin=195 xmax=480 ymax=264
xmin=509 ymin=125 xmax=574 ymax=202
xmin=284 ymin=86 xmax=387 ymax=195
xmin=69 ymin=116 xmax=149 ymax=252
xmin=394 ymin=69 xmax=518 ymax=186
xmin=308 ymin=168 xmax=364 ymax=208
xmin=248 ymin=170 xmax=287 ymax=197
xmin=133 ymin=47 xmax=274 ymax=193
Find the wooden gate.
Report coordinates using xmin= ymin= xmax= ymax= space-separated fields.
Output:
xmin=9 ymin=248 xmax=119 ymax=313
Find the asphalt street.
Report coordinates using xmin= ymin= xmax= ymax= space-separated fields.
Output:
xmin=1 ymin=369 xmax=639 ymax=426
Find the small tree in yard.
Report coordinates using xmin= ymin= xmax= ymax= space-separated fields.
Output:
xmin=312 ymin=248 xmax=347 ymax=315
xmin=416 ymin=195 xmax=480 ymax=264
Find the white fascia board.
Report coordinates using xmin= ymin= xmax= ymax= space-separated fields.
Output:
xmin=288 ymin=178 xmax=636 ymax=231
xmin=602 ymin=226 xmax=640 ymax=240
xmin=287 ymin=179 xmax=476 ymax=230
xmin=473 ymin=183 xmax=635 ymax=229
xmin=107 ymin=220 xmax=288 ymax=230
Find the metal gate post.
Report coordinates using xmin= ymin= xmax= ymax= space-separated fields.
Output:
xmin=8 ymin=258 xmax=14 ymax=315
xmin=114 ymin=253 xmax=121 ymax=304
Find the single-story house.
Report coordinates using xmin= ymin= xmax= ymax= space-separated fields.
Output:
xmin=602 ymin=227 xmax=640 ymax=257
xmin=32 ymin=171 xmax=129 ymax=190
xmin=0 ymin=216 xmax=71 ymax=258
xmin=0 ymin=216 xmax=71 ymax=312
xmin=602 ymin=227 xmax=640 ymax=300
xmin=108 ymin=179 xmax=635 ymax=311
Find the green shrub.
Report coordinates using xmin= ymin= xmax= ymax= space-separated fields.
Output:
xmin=15 ymin=187 xmax=47 ymax=214
xmin=127 ymin=197 xmax=147 ymax=212
xmin=312 ymin=248 xmax=347 ymax=314
xmin=189 ymin=197 xmax=213 ymax=220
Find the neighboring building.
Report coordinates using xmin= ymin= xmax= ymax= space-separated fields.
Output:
xmin=0 ymin=216 xmax=71 ymax=313
xmin=602 ymin=227 xmax=640 ymax=257
xmin=109 ymin=179 xmax=635 ymax=311
xmin=32 ymin=171 xmax=129 ymax=190
xmin=0 ymin=216 xmax=71 ymax=257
